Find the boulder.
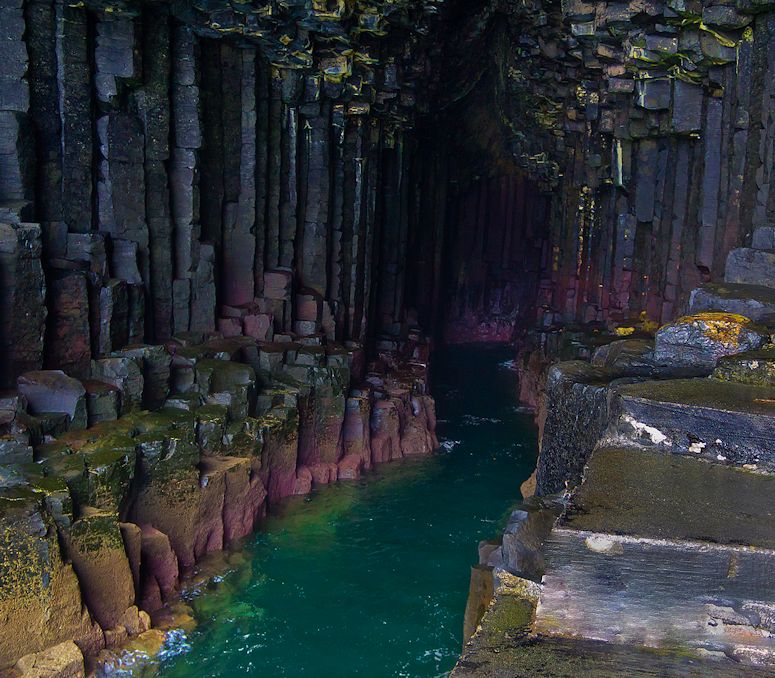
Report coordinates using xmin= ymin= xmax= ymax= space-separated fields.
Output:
xmin=17 ymin=371 xmax=87 ymax=430
xmin=654 ymin=313 xmax=769 ymax=371
xmin=14 ymin=641 xmax=85 ymax=678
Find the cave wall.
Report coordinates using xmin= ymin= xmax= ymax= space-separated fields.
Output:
xmin=442 ymin=175 xmax=551 ymax=343
xmin=434 ymin=0 xmax=775 ymax=335
xmin=0 ymin=0 xmax=451 ymax=388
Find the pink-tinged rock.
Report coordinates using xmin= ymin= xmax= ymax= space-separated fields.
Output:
xmin=138 ymin=525 xmax=179 ymax=613
xmin=217 ymin=317 xmax=243 ymax=337
xmin=370 ymin=398 xmax=402 ymax=464
xmin=344 ymin=395 xmax=372 ymax=470
xmin=293 ymin=466 xmax=313 ymax=495
xmin=63 ymin=510 xmax=136 ymax=630
xmin=119 ymin=522 xmax=142 ymax=596
xmin=296 ymin=377 xmax=346 ymax=475
xmin=261 ymin=407 xmax=300 ymax=504
xmin=337 ymin=453 xmax=363 ymax=480
xmin=243 ymin=313 xmax=273 ymax=341
xmin=310 ymin=462 xmax=339 ymax=485
xmin=263 ymin=269 xmax=293 ymax=301
xmin=295 ymin=291 xmax=322 ymax=322
xmin=215 ymin=456 xmax=267 ymax=544
xmin=401 ymin=394 xmax=438 ymax=456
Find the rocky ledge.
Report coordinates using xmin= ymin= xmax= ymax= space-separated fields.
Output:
xmin=0 ymin=326 xmax=438 ymax=675
xmin=457 ymin=226 xmax=775 ymax=674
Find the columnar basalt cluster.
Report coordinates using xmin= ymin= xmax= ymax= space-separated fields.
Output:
xmin=458 ymin=243 xmax=775 ymax=672
xmin=435 ymin=0 xmax=775 ymax=332
xmin=1 ymin=330 xmax=438 ymax=672
xmin=0 ymin=0 xmax=446 ymax=673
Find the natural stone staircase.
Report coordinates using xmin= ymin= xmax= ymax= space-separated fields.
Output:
xmin=456 ymin=228 xmax=775 ymax=675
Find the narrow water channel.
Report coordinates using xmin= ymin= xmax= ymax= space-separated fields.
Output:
xmin=155 ymin=346 xmax=537 ymax=677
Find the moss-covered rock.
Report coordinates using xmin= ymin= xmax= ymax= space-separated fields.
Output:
xmin=63 ymin=508 xmax=135 ymax=630
xmin=0 ymin=489 xmax=100 ymax=669
xmin=713 ymin=345 xmax=775 ymax=387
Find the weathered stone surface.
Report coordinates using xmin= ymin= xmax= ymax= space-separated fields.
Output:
xmin=63 ymin=509 xmax=135 ymax=630
xmin=568 ymin=446 xmax=775 ymax=548
xmin=17 ymin=371 xmax=86 ymax=430
xmin=116 ymin=345 xmax=171 ymax=410
xmin=752 ymin=226 xmax=775 ymax=251
xmin=83 ymin=379 xmax=120 ymax=425
xmin=535 ymin=362 xmax=617 ymax=495
xmin=15 ymin=641 xmax=85 ymax=678
xmin=713 ymin=345 xmax=775 ymax=387
xmin=688 ymin=283 xmax=775 ymax=323
xmin=45 ymin=273 xmax=92 ymax=378
xmin=654 ymin=313 xmax=769 ymax=371
xmin=604 ymin=378 xmax=775 ymax=468
xmin=90 ymin=357 xmax=144 ymax=414
xmin=535 ymin=528 xmax=775 ymax=658
xmin=138 ymin=524 xmax=179 ymax=613
xmin=725 ymin=248 xmax=775 ymax=289
xmin=0 ymin=491 xmax=100 ymax=669
xmin=0 ymin=223 xmax=46 ymax=386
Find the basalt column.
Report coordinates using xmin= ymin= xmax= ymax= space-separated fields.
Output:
xmin=0 ymin=1 xmax=452 ymax=672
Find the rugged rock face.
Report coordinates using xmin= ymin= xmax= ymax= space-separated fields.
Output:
xmin=0 ymin=1 xmax=449 ymax=671
xmin=3 ymin=0 xmax=775 ymax=673
xmin=0 ymin=333 xmax=438 ymax=670
xmin=458 ymin=225 xmax=775 ymax=672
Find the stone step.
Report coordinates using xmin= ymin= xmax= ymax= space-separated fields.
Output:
xmin=688 ymin=282 xmax=775 ymax=322
xmin=725 ymin=248 xmax=775 ymax=289
xmin=535 ymin=527 xmax=775 ymax=664
xmin=454 ymin=635 xmax=771 ymax=677
xmin=605 ymin=378 xmax=775 ymax=469
xmin=566 ymin=446 xmax=775 ymax=548
xmin=753 ymin=226 xmax=775 ymax=251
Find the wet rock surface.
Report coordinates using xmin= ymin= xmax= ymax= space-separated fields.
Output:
xmin=460 ymin=226 xmax=775 ymax=673
xmin=0 ymin=331 xmax=438 ymax=671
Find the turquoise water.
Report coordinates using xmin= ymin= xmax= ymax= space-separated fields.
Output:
xmin=156 ymin=346 xmax=537 ymax=677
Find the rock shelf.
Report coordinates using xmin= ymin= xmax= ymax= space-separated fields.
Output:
xmin=458 ymin=222 xmax=775 ymax=673
xmin=0 ymin=330 xmax=438 ymax=673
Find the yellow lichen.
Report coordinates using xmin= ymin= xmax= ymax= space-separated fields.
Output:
xmin=614 ymin=326 xmax=636 ymax=337
xmin=674 ymin=312 xmax=754 ymax=346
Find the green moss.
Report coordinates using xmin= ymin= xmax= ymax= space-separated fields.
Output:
xmin=69 ymin=511 xmax=125 ymax=553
